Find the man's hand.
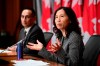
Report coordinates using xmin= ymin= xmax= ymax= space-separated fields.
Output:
xmin=7 ymin=45 xmax=17 ymax=51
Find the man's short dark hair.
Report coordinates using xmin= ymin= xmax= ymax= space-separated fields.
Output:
xmin=21 ymin=7 xmax=36 ymax=17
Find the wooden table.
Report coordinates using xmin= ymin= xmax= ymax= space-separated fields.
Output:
xmin=0 ymin=51 xmax=65 ymax=66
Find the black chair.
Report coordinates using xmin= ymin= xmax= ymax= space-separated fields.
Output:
xmin=43 ymin=32 xmax=53 ymax=45
xmin=0 ymin=31 xmax=14 ymax=49
xmin=83 ymin=35 xmax=100 ymax=66
xmin=96 ymin=49 xmax=100 ymax=66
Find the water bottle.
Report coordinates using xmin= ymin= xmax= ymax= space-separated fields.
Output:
xmin=17 ymin=43 xmax=23 ymax=60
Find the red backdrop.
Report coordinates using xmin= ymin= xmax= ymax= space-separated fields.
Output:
xmin=41 ymin=0 xmax=100 ymax=47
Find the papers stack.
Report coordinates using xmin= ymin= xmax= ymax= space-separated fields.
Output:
xmin=11 ymin=59 xmax=49 ymax=66
xmin=0 ymin=49 xmax=11 ymax=53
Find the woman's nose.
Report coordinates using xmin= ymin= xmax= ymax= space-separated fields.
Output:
xmin=57 ymin=17 xmax=61 ymax=22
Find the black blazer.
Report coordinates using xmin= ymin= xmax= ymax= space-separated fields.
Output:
xmin=19 ymin=24 xmax=46 ymax=56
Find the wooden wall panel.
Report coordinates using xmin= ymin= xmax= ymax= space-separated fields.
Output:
xmin=0 ymin=0 xmax=34 ymax=43
xmin=6 ymin=0 xmax=20 ymax=36
xmin=0 ymin=0 xmax=6 ymax=32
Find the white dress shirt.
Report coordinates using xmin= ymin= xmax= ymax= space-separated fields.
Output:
xmin=24 ymin=27 xmax=31 ymax=36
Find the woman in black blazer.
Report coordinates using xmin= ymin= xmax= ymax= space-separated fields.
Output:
xmin=27 ymin=7 xmax=84 ymax=66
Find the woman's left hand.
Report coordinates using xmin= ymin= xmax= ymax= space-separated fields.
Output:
xmin=26 ymin=40 xmax=43 ymax=51
xmin=48 ymin=38 xmax=61 ymax=52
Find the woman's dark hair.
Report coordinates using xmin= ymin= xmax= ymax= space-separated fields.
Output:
xmin=53 ymin=7 xmax=81 ymax=38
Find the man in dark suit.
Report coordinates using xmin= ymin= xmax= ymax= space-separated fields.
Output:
xmin=8 ymin=8 xmax=46 ymax=56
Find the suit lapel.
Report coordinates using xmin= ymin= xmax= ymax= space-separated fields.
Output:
xmin=26 ymin=24 xmax=36 ymax=39
xmin=23 ymin=24 xmax=36 ymax=46
xmin=19 ymin=28 xmax=25 ymax=40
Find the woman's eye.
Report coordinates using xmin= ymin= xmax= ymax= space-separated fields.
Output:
xmin=61 ymin=15 xmax=64 ymax=17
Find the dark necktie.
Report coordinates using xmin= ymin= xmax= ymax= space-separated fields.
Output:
xmin=22 ymin=31 xmax=27 ymax=46
xmin=24 ymin=31 xmax=27 ymax=38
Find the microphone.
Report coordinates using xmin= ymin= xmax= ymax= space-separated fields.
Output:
xmin=13 ymin=38 xmax=25 ymax=46
xmin=15 ymin=40 xmax=23 ymax=45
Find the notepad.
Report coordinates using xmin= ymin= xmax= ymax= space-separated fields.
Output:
xmin=11 ymin=59 xmax=49 ymax=66
xmin=0 ymin=49 xmax=11 ymax=53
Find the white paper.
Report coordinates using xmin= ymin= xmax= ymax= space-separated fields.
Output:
xmin=0 ymin=49 xmax=11 ymax=53
xmin=11 ymin=59 xmax=49 ymax=66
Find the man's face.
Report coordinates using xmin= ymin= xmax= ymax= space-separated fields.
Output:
xmin=21 ymin=9 xmax=34 ymax=28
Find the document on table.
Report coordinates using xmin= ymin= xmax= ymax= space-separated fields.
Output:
xmin=0 ymin=49 xmax=11 ymax=53
xmin=11 ymin=59 xmax=49 ymax=66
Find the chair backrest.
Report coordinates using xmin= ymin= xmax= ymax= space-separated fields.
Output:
xmin=43 ymin=32 xmax=53 ymax=45
xmin=96 ymin=50 xmax=100 ymax=66
xmin=83 ymin=35 xmax=100 ymax=66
